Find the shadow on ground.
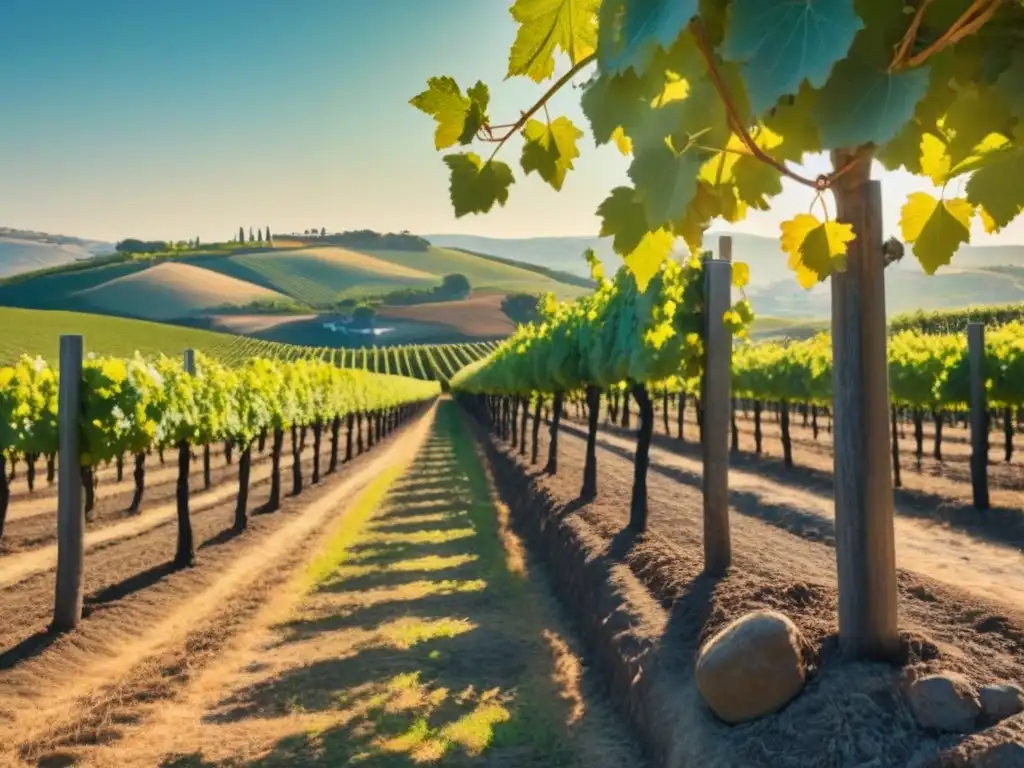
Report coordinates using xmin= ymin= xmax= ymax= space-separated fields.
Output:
xmin=159 ymin=402 xmax=637 ymax=767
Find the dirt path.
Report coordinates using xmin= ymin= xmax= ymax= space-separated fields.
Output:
xmin=0 ymin=408 xmax=435 ymax=767
xmin=560 ymin=420 xmax=1024 ymax=610
xmin=69 ymin=401 xmax=645 ymax=767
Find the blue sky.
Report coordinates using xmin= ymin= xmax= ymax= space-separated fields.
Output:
xmin=1 ymin=0 xmax=1021 ymax=247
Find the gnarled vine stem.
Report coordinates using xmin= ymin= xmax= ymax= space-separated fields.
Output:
xmin=890 ymin=0 xmax=1003 ymax=71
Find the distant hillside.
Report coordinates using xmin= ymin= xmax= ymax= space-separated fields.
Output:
xmin=427 ymin=231 xmax=1024 ymax=318
xmin=0 ymin=235 xmax=585 ymax=349
xmin=77 ymin=262 xmax=287 ymax=321
xmin=0 ymin=227 xmax=114 ymax=278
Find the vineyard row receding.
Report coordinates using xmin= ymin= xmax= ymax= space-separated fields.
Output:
xmin=0 ymin=339 xmax=440 ymax=633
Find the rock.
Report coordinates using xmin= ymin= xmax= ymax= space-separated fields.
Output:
xmin=971 ymin=742 xmax=1024 ymax=768
xmin=695 ymin=609 xmax=806 ymax=724
xmin=981 ymin=684 xmax=1024 ymax=721
xmin=907 ymin=672 xmax=980 ymax=733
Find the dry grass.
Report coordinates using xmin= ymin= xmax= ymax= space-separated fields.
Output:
xmin=378 ymin=294 xmax=515 ymax=338
xmin=77 ymin=401 xmax=644 ymax=767
xmin=76 ymin=262 xmax=285 ymax=320
xmin=297 ymin=246 xmax=436 ymax=280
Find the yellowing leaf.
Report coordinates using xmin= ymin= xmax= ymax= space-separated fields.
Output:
xmin=779 ymin=213 xmax=855 ymax=289
xmin=508 ymin=0 xmax=600 ymax=82
xmin=899 ymin=192 xmax=973 ymax=275
xmin=732 ymin=261 xmax=750 ymax=289
xmin=979 ymin=206 xmax=998 ymax=235
xmin=624 ymin=228 xmax=674 ymax=291
xmin=919 ymin=132 xmax=950 ymax=186
xmin=655 ymin=73 xmax=689 ymax=105
xmin=410 ymin=77 xmax=488 ymax=150
xmin=698 ymin=129 xmax=783 ymax=210
xmin=520 ymin=116 xmax=583 ymax=191
xmin=611 ymin=126 xmax=632 ymax=155
xmin=443 ymin=153 xmax=516 ymax=217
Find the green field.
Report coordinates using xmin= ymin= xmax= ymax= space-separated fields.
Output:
xmin=362 ymin=247 xmax=587 ymax=299
xmin=0 ymin=307 xmax=246 ymax=362
xmin=0 ymin=307 xmax=496 ymax=385
xmin=193 ymin=247 xmax=441 ymax=305
xmin=0 ymin=243 xmax=585 ymax=345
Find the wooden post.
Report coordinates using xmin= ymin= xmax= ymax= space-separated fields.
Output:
xmin=830 ymin=170 xmax=899 ymax=660
xmin=703 ymin=249 xmax=732 ymax=576
xmin=968 ymin=323 xmax=990 ymax=510
xmin=718 ymin=234 xmax=733 ymax=263
xmin=53 ymin=334 xmax=84 ymax=632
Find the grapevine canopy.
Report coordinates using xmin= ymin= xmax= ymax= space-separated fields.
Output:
xmin=411 ymin=0 xmax=1024 ymax=291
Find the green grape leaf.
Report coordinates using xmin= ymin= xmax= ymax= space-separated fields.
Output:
xmin=732 ymin=261 xmax=750 ymax=289
xmin=581 ymin=69 xmax=646 ymax=146
xmin=700 ymin=129 xmax=784 ymax=211
xmin=520 ymin=116 xmax=583 ymax=191
xmin=877 ymin=119 xmax=925 ymax=174
xmin=965 ymin=145 xmax=1024 ymax=233
xmin=762 ymin=84 xmax=821 ymax=160
xmin=623 ymin=228 xmax=674 ymax=291
xmin=899 ymin=192 xmax=973 ymax=275
xmin=443 ymin=153 xmax=515 ymax=217
xmin=670 ymin=181 xmax=718 ymax=252
xmin=598 ymin=0 xmax=698 ymax=75
xmin=813 ymin=58 xmax=931 ymax=149
xmin=410 ymin=77 xmax=488 ymax=150
xmin=780 ymin=214 xmax=855 ymax=289
xmin=597 ymin=186 xmax=648 ymax=255
xmin=628 ymin=138 xmax=704 ymax=231
xmin=508 ymin=0 xmax=600 ymax=82
xmin=942 ymin=86 xmax=1014 ymax=165
xmin=995 ymin=48 xmax=1024 ymax=119
xmin=628 ymin=78 xmax=725 ymax=229
xmin=461 ymin=82 xmax=491 ymax=144
xmin=721 ymin=0 xmax=864 ymax=116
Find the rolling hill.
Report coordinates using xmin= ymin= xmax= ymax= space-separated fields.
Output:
xmin=0 ymin=228 xmax=113 ymax=278
xmin=190 ymin=246 xmax=439 ymax=305
xmin=0 ymin=306 xmax=248 ymax=363
xmin=357 ymin=245 xmax=587 ymax=298
xmin=427 ymin=232 xmax=1024 ymax=318
xmin=0 ymin=239 xmax=586 ymax=322
xmin=76 ymin=262 xmax=288 ymax=321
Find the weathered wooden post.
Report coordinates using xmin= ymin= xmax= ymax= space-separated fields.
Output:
xmin=53 ymin=334 xmax=84 ymax=632
xmin=702 ymin=237 xmax=732 ymax=576
xmin=173 ymin=349 xmax=197 ymax=569
xmin=968 ymin=323 xmax=990 ymax=510
xmin=831 ymin=175 xmax=898 ymax=660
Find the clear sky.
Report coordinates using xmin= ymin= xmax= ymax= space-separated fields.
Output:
xmin=1 ymin=0 xmax=1021 ymax=247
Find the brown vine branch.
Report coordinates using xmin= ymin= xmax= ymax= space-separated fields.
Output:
xmin=476 ymin=54 xmax=597 ymax=162
xmin=891 ymin=0 xmax=1004 ymax=71
xmin=691 ymin=21 xmax=860 ymax=191
xmin=888 ymin=0 xmax=934 ymax=72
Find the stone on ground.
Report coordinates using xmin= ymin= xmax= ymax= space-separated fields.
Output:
xmin=695 ymin=609 xmax=807 ymax=724
xmin=907 ymin=672 xmax=980 ymax=733
xmin=980 ymin=684 xmax=1024 ymax=721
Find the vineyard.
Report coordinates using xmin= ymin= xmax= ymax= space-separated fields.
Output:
xmin=6 ymin=0 xmax=1024 ymax=764
xmin=0 ymin=307 xmax=497 ymax=384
